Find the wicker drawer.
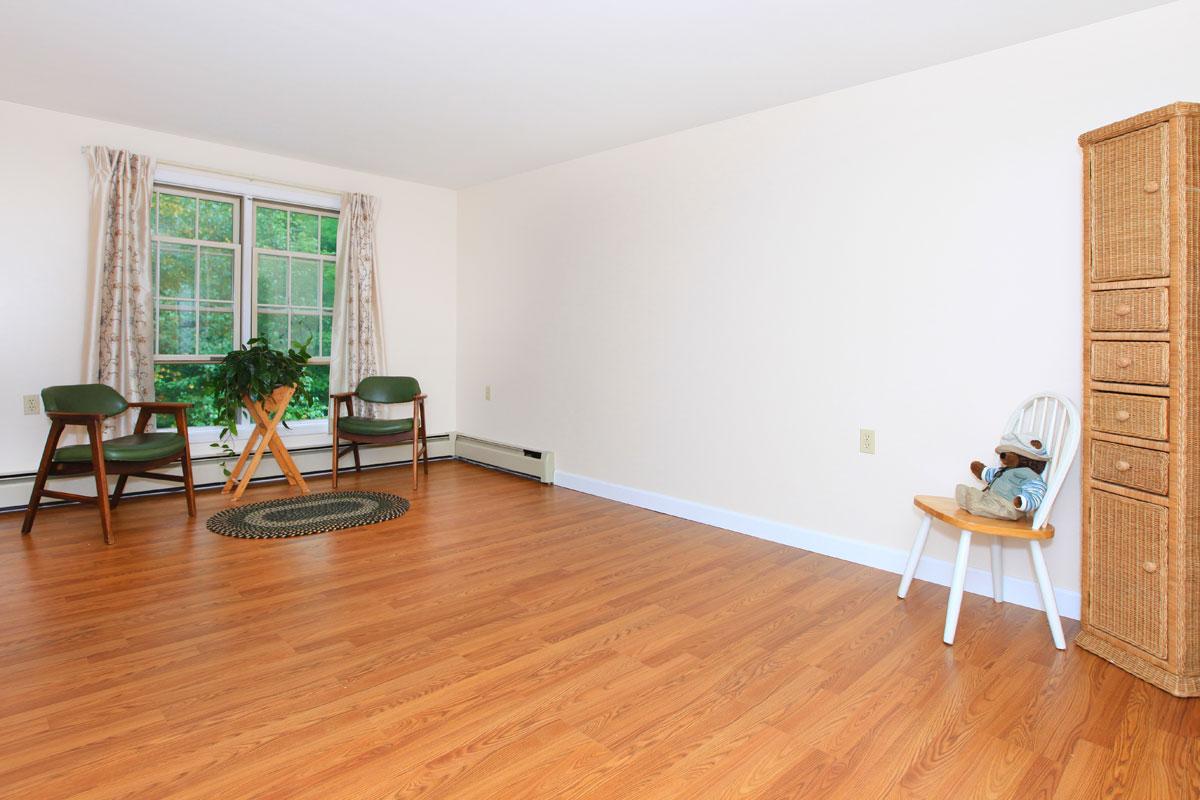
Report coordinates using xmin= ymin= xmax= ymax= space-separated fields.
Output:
xmin=1091 ymin=440 xmax=1169 ymax=495
xmin=1089 ymin=124 xmax=1169 ymax=282
xmin=1091 ymin=288 xmax=1169 ymax=332
xmin=1087 ymin=490 xmax=1168 ymax=659
xmin=1090 ymin=392 xmax=1168 ymax=440
xmin=1091 ymin=341 xmax=1170 ymax=385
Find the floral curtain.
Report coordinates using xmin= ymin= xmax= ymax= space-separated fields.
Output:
xmin=331 ymin=192 xmax=388 ymax=417
xmin=82 ymin=146 xmax=156 ymax=437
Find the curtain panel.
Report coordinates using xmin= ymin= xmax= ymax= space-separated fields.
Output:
xmin=82 ymin=146 xmax=157 ymax=437
xmin=331 ymin=193 xmax=388 ymax=417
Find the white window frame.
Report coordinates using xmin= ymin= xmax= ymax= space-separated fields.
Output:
xmin=153 ymin=167 xmax=341 ymax=445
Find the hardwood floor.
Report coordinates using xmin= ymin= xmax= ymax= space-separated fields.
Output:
xmin=0 ymin=460 xmax=1196 ymax=799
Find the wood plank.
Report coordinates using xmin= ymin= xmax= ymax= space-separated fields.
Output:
xmin=0 ymin=460 xmax=1193 ymax=798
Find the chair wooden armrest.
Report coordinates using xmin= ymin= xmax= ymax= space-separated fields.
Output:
xmin=329 ymin=392 xmax=357 ymax=400
xmin=127 ymin=401 xmax=194 ymax=411
xmin=412 ymin=393 xmax=427 ymax=401
xmin=913 ymin=495 xmax=1054 ymax=540
xmin=46 ymin=411 xmax=105 ymax=425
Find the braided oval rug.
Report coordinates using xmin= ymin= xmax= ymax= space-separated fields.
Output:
xmin=207 ymin=491 xmax=410 ymax=539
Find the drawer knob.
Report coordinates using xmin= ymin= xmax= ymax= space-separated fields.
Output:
xmin=1143 ymin=561 xmax=1158 ymax=573
xmin=1143 ymin=181 xmax=1160 ymax=194
xmin=1115 ymin=460 xmax=1131 ymax=472
xmin=1116 ymin=409 xmax=1131 ymax=422
xmin=1117 ymin=357 xmax=1132 ymax=368
xmin=1114 ymin=304 xmax=1132 ymax=317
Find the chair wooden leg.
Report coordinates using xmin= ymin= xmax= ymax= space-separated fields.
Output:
xmin=352 ymin=444 xmax=361 ymax=472
xmin=898 ymin=514 xmax=931 ymax=599
xmin=943 ymin=530 xmax=972 ymax=645
xmin=110 ymin=475 xmax=130 ymax=509
xmin=412 ymin=433 xmax=419 ymax=490
xmin=990 ymin=537 xmax=1004 ymax=603
xmin=421 ymin=418 xmax=429 ymax=475
xmin=87 ymin=420 xmax=115 ymax=545
xmin=1029 ymin=540 xmax=1066 ymax=650
xmin=177 ymin=409 xmax=196 ymax=517
xmin=22 ymin=420 xmax=64 ymax=535
xmin=331 ymin=438 xmax=340 ymax=490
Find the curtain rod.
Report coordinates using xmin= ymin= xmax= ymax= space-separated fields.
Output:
xmin=79 ymin=146 xmax=344 ymax=197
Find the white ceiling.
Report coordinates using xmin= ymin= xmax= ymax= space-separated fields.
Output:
xmin=0 ymin=0 xmax=1168 ymax=188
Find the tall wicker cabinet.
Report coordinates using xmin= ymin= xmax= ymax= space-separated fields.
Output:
xmin=1077 ymin=103 xmax=1200 ymax=697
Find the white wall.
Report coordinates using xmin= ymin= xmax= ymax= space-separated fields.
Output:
xmin=457 ymin=1 xmax=1200 ymax=595
xmin=0 ymin=100 xmax=457 ymax=476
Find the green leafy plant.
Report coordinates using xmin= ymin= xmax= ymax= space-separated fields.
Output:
xmin=208 ymin=337 xmax=315 ymax=471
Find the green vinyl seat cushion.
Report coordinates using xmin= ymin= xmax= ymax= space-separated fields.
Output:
xmin=337 ymin=416 xmax=414 ymax=437
xmin=54 ymin=433 xmax=187 ymax=463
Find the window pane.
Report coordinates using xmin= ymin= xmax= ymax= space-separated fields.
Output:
xmin=158 ymin=193 xmax=196 ymax=239
xmin=199 ymin=305 xmax=234 ymax=355
xmin=256 ymin=311 xmax=289 ymax=349
xmin=291 ymin=312 xmax=319 ymax=352
xmin=159 ymin=243 xmax=196 ymax=299
xmin=154 ymin=363 xmax=220 ymax=427
xmin=198 ymin=199 xmax=235 ymax=243
xmin=321 ymin=313 xmax=333 ymax=357
xmin=320 ymin=216 xmax=338 ymax=255
xmin=285 ymin=364 xmax=330 ymax=421
xmin=290 ymin=257 xmax=320 ymax=307
xmin=322 ymin=260 xmax=336 ymax=309
xmin=158 ymin=306 xmax=196 ymax=355
xmin=199 ymin=247 xmax=234 ymax=301
xmin=257 ymin=254 xmax=288 ymax=305
xmin=289 ymin=212 xmax=319 ymax=253
xmin=255 ymin=206 xmax=288 ymax=250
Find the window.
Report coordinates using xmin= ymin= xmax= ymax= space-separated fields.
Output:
xmin=150 ymin=185 xmax=338 ymax=429
xmin=252 ymin=202 xmax=337 ymax=422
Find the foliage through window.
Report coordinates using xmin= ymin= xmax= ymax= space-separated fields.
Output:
xmin=150 ymin=187 xmax=338 ymax=428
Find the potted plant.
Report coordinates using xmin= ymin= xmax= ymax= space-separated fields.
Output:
xmin=209 ymin=336 xmax=315 ymax=497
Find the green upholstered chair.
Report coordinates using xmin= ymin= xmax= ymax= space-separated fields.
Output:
xmin=22 ymin=384 xmax=196 ymax=545
xmin=330 ymin=376 xmax=428 ymax=490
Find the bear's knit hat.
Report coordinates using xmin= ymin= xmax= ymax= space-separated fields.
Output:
xmin=995 ymin=432 xmax=1049 ymax=462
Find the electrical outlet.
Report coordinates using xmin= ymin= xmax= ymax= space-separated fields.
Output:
xmin=23 ymin=394 xmax=40 ymax=416
xmin=484 ymin=385 xmax=492 ymax=401
xmin=859 ymin=428 xmax=876 ymax=455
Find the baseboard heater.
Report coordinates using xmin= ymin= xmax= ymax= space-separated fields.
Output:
xmin=453 ymin=434 xmax=554 ymax=483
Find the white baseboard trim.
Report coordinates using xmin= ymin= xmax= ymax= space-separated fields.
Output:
xmin=553 ymin=470 xmax=1081 ymax=620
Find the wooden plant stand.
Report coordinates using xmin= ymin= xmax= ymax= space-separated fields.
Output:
xmin=222 ymin=385 xmax=310 ymax=501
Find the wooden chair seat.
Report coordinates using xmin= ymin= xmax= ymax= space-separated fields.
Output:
xmin=898 ymin=393 xmax=1081 ymax=652
xmin=913 ymin=495 xmax=1054 ymax=540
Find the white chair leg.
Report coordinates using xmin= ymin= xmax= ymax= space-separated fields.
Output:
xmin=898 ymin=514 xmax=932 ymax=599
xmin=1029 ymin=540 xmax=1066 ymax=650
xmin=943 ymin=530 xmax=972 ymax=645
xmin=990 ymin=537 xmax=1004 ymax=603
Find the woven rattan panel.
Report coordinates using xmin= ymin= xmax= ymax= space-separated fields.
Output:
xmin=1090 ymin=125 xmax=1170 ymax=281
xmin=1091 ymin=341 xmax=1170 ymax=385
xmin=1090 ymin=391 xmax=1168 ymax=440
xmin=1185 ymin=117 xmax=1200 ymax=672
xmin=1088 ymin=490 xmax=1169 ymax=659
xmin=1090 ymin=287 xmax=1169 ymax=331
xmin=1091 ymin=440 xmax=1169 ymax=495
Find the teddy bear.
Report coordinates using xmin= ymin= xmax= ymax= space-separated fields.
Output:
xmin=955 ymin=432 xmax=1050 ymax=521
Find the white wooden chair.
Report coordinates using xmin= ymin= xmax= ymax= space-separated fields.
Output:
xmin=898 ymin=393 xmax=1081 ymax=649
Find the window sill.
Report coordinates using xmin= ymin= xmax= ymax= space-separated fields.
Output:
xmin=168 ymin=418 xmax=333 ymax=451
